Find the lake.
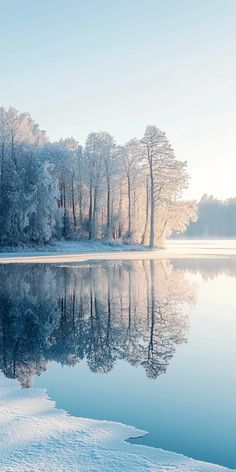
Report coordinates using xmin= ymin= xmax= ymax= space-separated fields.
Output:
xmin=0 ymin=256 xmax=235 ymax=469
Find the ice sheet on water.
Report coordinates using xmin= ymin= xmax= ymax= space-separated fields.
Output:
xmin=0 ymin=375 xmax=234 ymax=472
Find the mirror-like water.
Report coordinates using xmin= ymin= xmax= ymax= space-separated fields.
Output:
xmin=0 ymin=258 xmax=235 ymax=469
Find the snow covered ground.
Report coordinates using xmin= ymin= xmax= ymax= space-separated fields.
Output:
xmin=0 ymin=239 xmax=236 ymax=264
xmin=0 ymin=375 xmax=234 ymax=472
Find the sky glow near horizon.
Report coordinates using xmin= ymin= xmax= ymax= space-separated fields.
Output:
xmin=1 ymin=0 xmax=235 ymax=200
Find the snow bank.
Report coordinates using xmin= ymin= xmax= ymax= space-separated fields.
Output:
xmin=0 ymin=376 xmax=233 ymax=472
xmin=0 ymin=239 xmax=236 ymax=264
xmin=0 ymin=240 xmax=146 ymax=256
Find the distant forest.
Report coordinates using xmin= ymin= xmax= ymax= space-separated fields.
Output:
xmin=182 ymin=195 xmax=236 ymax=238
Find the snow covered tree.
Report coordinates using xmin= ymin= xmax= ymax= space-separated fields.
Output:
xmin=0 ymin=107 xmax=60 ymax=246
xmin=0 ymin=106 xmax=197 ymax=247
xmin=121 ymin=139 xmax=142 ymax=241
xmin=141 ymin=125 xmax=195 ymax=247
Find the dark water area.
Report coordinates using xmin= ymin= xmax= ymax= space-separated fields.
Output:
xmin=0 ymin=258 xmax=235 ymax=469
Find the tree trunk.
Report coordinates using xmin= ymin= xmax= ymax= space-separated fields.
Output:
xmin=93 ymin=186 xmax=98 ymax=239
xmin=89 ymin=183 xmax=93 ymax=240
xmin=127 ymin=175 xmax=131 ymax=237
xmin=78 ymin=181 xmax=83 ymax=227
xmin=11 ymin=131 xmax=17 ymax=169
xmin=118 ymin=187 xmax=123 ymax=239
xmin=106 ymin=177 xmax=112 ymax=239
xmin=149 ymin=163 xmax=155 ymax=248
xmin=71 ymin=175 xmax=77 ymax=228
xmin=0 ymin=142 xmax=4 ymax=199
xmin=141 ymin=177 xmax=149 ymax=245
xmin=63 ymin=182 xmax=67 ymax=236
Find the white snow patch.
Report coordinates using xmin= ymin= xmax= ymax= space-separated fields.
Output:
xmin=0 ymin=239 xmax=236 ymax=264
xmin=0 ymin=375 xmax=234 ymax=472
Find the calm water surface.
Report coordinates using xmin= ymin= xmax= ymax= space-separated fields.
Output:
xmin=0 ymin=258 xmax=235 ymax=469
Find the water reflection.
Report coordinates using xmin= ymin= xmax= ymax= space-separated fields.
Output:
xmin=172 ymin=257 xmax=236 ymax=280
xmin=0 ymin=260 xmax=196 ymax=387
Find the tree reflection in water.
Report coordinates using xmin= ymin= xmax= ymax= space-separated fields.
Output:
xmin=0 ymin=260 xmax=196 ymax=387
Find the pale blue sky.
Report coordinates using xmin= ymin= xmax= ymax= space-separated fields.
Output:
xmin=1 ymin=0 xmax=235 ymax=199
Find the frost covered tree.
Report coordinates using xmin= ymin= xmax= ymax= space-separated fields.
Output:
xmin=0 ymin=106 xmax=197 ymax=247
xmin=45 ymin=138 xmax=83 ymax=237
xmin=84 ymin=132 xmax=107 ymax=240
xmin=121 ymin=139 xmax=142 ymax=240
xmin=141 ymin=125 xmax=195 ymax=247
xmin=0 ymin=107 xmax=60 ymax=246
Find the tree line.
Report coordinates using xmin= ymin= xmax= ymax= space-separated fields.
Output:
xmin=0 ymin=106 xmax=197 ymax=247
xmin=183 ymin=194 xmax=236 ymax=238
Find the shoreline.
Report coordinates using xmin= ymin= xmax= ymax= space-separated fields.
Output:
xmin=0 ymin=240 xmax=236 ymax=264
